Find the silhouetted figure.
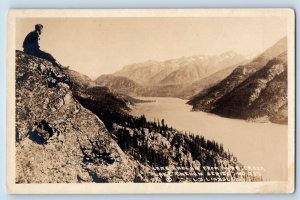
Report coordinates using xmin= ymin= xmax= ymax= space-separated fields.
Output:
xmin=23 ymin=24 xmax=68 ymax=70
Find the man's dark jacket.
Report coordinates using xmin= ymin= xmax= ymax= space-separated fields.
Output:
xmin=23 ymin=31 xmax=40 ymax=52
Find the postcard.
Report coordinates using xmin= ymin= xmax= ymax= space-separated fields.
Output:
xmin=6 ymin=9 xmax=295 ymax=194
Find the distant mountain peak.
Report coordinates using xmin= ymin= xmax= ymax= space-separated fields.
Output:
xmin=219 ymin=51 xmax=239 ymax=58
xmin=113 ymin=51 xmax=246 ymax=85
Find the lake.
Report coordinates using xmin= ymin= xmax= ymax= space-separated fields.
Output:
xmin=130 ymin=97 xmax=288 ymax=181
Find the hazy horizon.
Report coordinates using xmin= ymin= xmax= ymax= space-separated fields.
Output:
xmin=16 ymin=17 xmax=287 ymax=78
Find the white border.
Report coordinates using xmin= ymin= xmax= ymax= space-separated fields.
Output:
xmin=6 ymin=9 xmax=295 ymax=194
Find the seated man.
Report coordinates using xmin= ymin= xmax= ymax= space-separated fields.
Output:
xmin=23 ymin=24 xmax=69 ymax=70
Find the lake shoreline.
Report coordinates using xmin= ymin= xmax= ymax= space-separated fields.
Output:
xmin=130 ymin=96 xmax=288 ymax=181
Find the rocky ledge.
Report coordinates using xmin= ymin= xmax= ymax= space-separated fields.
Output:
xmin=15 ymin=51 xmax=136 ymax=183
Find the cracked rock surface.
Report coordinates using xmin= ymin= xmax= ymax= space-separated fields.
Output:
xmin=15 ymin=51 xmax=135 ymax=183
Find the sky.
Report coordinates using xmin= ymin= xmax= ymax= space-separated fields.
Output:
xmin=16 ymin=17 xmax=287 ymax=78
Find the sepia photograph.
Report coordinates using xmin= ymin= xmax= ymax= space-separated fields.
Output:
xmin=6 ymin=9 xmax=295 ymax=194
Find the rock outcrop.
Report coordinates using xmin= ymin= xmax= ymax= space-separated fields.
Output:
xmin=15 ymin=51 xmax=136 ymax=183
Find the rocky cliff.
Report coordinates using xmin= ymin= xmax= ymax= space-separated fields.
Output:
xmin=15 ymin=51 xmax=136 ymax=183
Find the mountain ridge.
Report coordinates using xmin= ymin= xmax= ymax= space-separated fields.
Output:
xmin=113 ymin=51 xmax=246 ymax=86
xmin=95 ymin=51 xmax=246 ymax=99
xmin=187 ymin=37 xmax=288 ymax=124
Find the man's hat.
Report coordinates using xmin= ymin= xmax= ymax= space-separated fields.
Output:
xmin=35 ymin=24 xmax=44 ymax=30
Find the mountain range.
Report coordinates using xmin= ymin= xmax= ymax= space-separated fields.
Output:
xmin=96 ymin=52 xmax=246 ymax=99
xmin=114 ymin=51 xmax=246 ymax=85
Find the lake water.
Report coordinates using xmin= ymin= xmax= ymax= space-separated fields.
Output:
xmin=130 ymin=97 xmax=288 ymax=181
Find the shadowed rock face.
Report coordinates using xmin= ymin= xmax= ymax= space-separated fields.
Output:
xmin=188 ymin=38 xmax=288 ymax=124
xmin=211 ymin=53 xmax=288 ymax=123
xmin=15 ymin=51 xmax=136 ymax=183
